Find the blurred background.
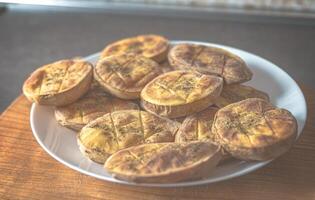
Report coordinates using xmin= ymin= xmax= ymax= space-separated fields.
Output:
xmin=0 ymin=0 xmax=314 ymax=111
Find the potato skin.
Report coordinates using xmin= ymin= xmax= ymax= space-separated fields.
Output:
xmin=104 ymin=141 xmax=222 ymax=183
xmin=141 ymin=70 xmax=223 ymax=118
xmin=100 ymin=34 xmax=169 ymax=63
xmin=212 ymin=98 xmax=298 ymax=161
xmin=168 ymin=44 xmax=252 ymax=84
xmin=23 ymin=60 xmax=93 ymax=106
xmin=94 ymin=54 xmax=162 ymax=99
xmin=141 ymin=94 xmax=217 ymax=119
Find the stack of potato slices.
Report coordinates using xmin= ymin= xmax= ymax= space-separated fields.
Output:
xmin=23 ymin=34 xmax=298 ymax=183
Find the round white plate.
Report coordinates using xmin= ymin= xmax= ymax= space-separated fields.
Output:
xmin=30 ymin=41 xmax=307 ymax=187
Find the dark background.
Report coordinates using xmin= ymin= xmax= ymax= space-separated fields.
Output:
xmin=1 ymin=5 xmax=315 ymax=111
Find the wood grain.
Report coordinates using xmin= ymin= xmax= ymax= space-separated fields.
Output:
xmin=0 ymin=86 xmax=315 ymax=200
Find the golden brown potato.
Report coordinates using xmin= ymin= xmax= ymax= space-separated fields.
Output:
xmin=141 ymin=70 xmax=223 ymax=118
xmin=175 ymin=106 xmax=218 ymax=143
xmin=215 ymin=84 xmax=269 ymax=108
xmin=23 ymin=60 xmax=93 ymax=106
xmin=94 ymin=54 xmax=162 ymax=99
xmin=78 ymin=110 xmax=180 ymax=164
xmin=100 ymin=34 xmax=169 ymax=63
xmin=175 ymin=106 xmax=232 ymax=162
xmin=212 ymin=98 xmax=298 ymax=161
xmin=55 ymin=82 xmax=139 ymax=131
xmin=104 ymin=141 xmax=222 ymax=183
xmin=168 ymin=44 xmax=252 ymax=84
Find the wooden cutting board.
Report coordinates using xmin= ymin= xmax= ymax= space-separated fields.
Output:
xmin=1 ymin=86 xmax=315 ymax=200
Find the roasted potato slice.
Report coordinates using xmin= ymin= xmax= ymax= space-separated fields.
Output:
xmin=215 ymin=84 xmax=269 ymax=108
xmin=55 ymin=82 xmax=139 ymax=131
xmin=212 ymin=98 xmax=298 ymax=161
xmin=168 ymin=44 xmax=252 ymax=84
xmin=78 ymin=110 xmax=180 ymax=164
xmin=175 ymin=106 xmax=232 ymax=162
xmin=100 ymin=34 xmax=169 ymax=63
xmin=105 ymin=141 xmax=222 ymax=183
xmin=94 ymin=54 xmax=162 ymax=99
xmin=141 ymin=70 xmax=223 ymax=118
xmin=23 ymin=60 xmax=93 ymax=106
xmin=175 ymin=106 xmax=218 ymax=143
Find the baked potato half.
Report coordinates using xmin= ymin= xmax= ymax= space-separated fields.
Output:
xmin=141 ymin=70 xmax=223 ymax=118
xmin=55 ymin=82 xmax=139 ymax=131
xmin=100 ymin=34 xmax=169 ymax=63
xmin=212 ymin=98 xmax=298 ymax=161
xmin=175 ymin=106 xmax=232 ymax=162
xmin=105 ymin=141 xmax=222 ymax=183
xmin=175 ymin=106 xmax=218 ymax=143
xmin=94 ymin=54 xmax=162 ymax=99
xmin=23 ymin=59 xmax=93 ymax=106
xmin=168 ymin=44 xmax=252 ymax=84
xmin=78 ymin=110 xmax=180 ymax=164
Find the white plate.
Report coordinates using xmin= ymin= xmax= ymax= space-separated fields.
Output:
xmin=30 ymin=41 xmax=307 ymax=187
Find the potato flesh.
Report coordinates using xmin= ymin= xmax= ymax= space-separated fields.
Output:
xmin=169 ymin=44 xmax=252 ymax=84
xmin=141 ymin=70 xmax=223 ymax=106
xmin=79 ymin=110 xmax=178 ymax=158
xmin=95 ymin=54 xmax=161 ymax=93
xmin=101 ymin=35 xmax=168 ymax=62
xmin=32 ymin=60 xmax=91 ymax=95
xmin=212 ymin=98 xmax=297 ymax=159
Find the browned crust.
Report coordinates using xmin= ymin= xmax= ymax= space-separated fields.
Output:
xmin=104 ymin=141 xmax=222 ymax=183
xmin=94 ymin=54 xmax=162 ymax=99
xmin=77 ymin=110 xmax=180 ymax=163
xmin=214 ymin=84 xmax=270 ymax=108
xmin=100 ymin=34 xmax=169 ymax=63
xmin=212 ymin=98 xmax=298 ymax=161
xmin=168 ymin=44 xmax=253 ymax=84
xmin=23 ymin=60 xmax=93 ymax=106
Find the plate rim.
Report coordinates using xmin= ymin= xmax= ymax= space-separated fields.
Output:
xmin=30 ymin=40 xmax=307 ymax=187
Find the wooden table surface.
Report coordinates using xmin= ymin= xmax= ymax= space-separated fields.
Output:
xmin=1 ymin=86 xmax=315 ymax=200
